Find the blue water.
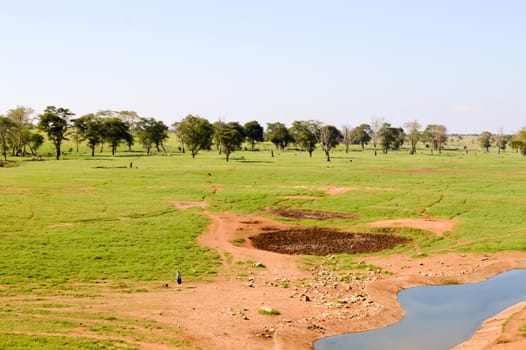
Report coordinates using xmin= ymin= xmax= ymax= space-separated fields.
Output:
xmin=315 ymin=269 xmax=526 ymax=350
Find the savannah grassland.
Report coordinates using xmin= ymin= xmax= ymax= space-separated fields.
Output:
xmin=1 ymin=136 xmax=525 ymax=349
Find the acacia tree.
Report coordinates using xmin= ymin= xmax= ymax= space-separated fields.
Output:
xmin=6 ymin=106 xmax=34 ymax=156
xmin=243 ymin=120 xmax=264 ymax=150
xmin=404 ymin=120 xmax=421 ymax=155
xmin=38 ymin=106 xmax=74 ymax=160
xmin=289 ymin=120 xmax=319 ymax=157
xmin=511 ymin=128 xmax=526 ymax=155
xmin=494 ymin=128 xmax=507 ymax=154
xmin=379 ymin=123 xmax=405 ymax=154
xmin=341 ymin=125 xmax=352 ymax=153
xmin=214 ymin=124 xmax=245 ymax=161
xmin=176 ymin=114 xmax=214 ymax=158
xmin=136 ymin=118 xmax=169 ymax=154
xmin=423 ymin=124 xmax=448 ymax=154
xmin=478 ymin=131 xmax=493 ymax=152
xmin=72 ymin=114 xmax=105 ymax=157
xmin=350 ymin=123 xmax=371 ymax=150
xmin=0 ymin=116 xmax=15 ymax=161
xmin=266 ymin=122 xmax=293 ymax=150
xmin=318 ymin=125 xmax=343 ymax=162
xmin=369 ymin=118 xmax=384 ymax=156
xmin=103 ymin=117 xmax=132 ymax=156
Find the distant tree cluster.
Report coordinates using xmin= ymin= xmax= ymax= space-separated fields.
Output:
xmin=1 ymin=105 xmax=525 ymax=162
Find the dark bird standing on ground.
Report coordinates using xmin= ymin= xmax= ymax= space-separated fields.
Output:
xmin=176 ymin=270 xmax=182 ymax=285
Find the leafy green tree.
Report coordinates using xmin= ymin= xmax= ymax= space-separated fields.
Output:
xmin=214 ymin=124 xmax=245 ymax=161
xmin=176 ymin=114 xmax=214 ymax=158
xmin=73 ymin=114 xmax=105 ymax=157
xmin=422 ymin=124 xmax=448 ymax=154
xmin=494 ymin=128 xmax=507 ymax=154
xmin=0 ymin=116 xmax=15 ymax=161
xmin=478 ymin=131 xmax=493 ymax=152
xmin=6 ymin=106 xmax=34 ymax=156
xmin=28 ymin=133 xmax=44 ymax=156
xmin=289 ymin=120 xmax=319 ymax=157
xmin=243 ymin=120 xmax=264 ymax=150
xmin=350 ymin=123 xmax=371 ymax=150
xmin=379 ymin=123 xmax=405 ymax=154
xmin=136 ymin=118 xmax=169 ymax=154
xmin=116 ymin=111 xmax=139 ymax=151
xmin=38 ymin=106 xmax=74 ymax=160
xmin=266 ymin=122 xmax=293 ymax=150
xmin=511 ymin=128 xmax=526 ymax=155
xmin=404 ymin=120 xmax=421 ymax=155
xmin=319 ymin=125 xmax=343 ymax=162
xmin=103 ymin=117 xmax=132 ymax=156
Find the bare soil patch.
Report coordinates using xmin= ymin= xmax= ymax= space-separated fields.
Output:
xmin=170 ymin=201 xmax=207 ymax=210
xmin=293 ymin=186 xmax=353 ymax=196
xmin=279 ymin=195 xmax=321 ymax=200
xmin=0 ymin=187 xmax=32 ymax=192
xmin=367 ymin=218 xmax=456 ymax=236
xmin=46 ymin=223 xmax=76 ymax=228
xmin=269 ymin=208 xmax=359 ymax=220
xmin=249 ymin=228 xmax=411 ymax=255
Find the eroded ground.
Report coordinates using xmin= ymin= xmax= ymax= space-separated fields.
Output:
xmin=2 ymin=195 xmax=525 ymax=350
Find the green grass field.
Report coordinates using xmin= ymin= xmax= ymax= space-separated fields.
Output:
xmin=1 ymin=138 xmax=525 ymax=348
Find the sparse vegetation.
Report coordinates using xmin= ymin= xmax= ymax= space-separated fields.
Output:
xmin=258 ymin=307 xmax=280 ymax=316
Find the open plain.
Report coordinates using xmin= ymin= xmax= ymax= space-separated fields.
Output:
xmin=1 ymin=144 xmax=525 ymax=349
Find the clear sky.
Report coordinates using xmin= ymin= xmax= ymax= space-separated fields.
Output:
xmin=1 ymin=0 xmax=525 ymax=134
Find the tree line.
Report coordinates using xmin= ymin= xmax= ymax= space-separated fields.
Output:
xmin=1 ymin=105 xmax=526 ymax=163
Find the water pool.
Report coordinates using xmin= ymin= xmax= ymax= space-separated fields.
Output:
xmin=315 ymin=269 xmax=526 ymax=350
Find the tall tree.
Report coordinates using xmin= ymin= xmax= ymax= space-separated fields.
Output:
xmin=318 ymin=125 xmax=343 ymax=162
xmin=511 ymin=128 xmax=526 ymax=155
xmin=289 ymin=120 xmax=319 ymax=158
xmin=243 ymin=120 xmax=264 ymax=150
xmin=494 ymin=128 xmax=507 ymax=154
xmin=350 ymin=123 xmax=371 ymax=150
xmin=28 ymin=133 xmax=44 ymax=156
xmin=103 ymin=117 xmax=132 ymax=156
xmin=404 ymin=120 xmax=421 ymax=155
xmin=0 ymin=116 xmax=15 ymax=161
xmin=6 ymin=106 xmax=34 ymax=156
xmin=116 ymin=111 xmax=139 ymax=151
xmin=136 ymin=118 xmax=169 ymax=154
xmin=214 ymin=124 xmax=245 ymax=161
xmin=478 ymin=131 xmax=493 ymax=152
xmin=175 ymin=114 xmax=214 ymax=158
xmin=73 ymin=114 xmax=105 ymax=157
xmin=37 ymin=106 xmax=74 ymax=160
xmin=379 ymin=123 xmax=405 ymax=154
xmin=370 ymin=118 xmax=384 ymax=156
xmin=422 ymin=124 xmax=448 ymax=154
xmin=266 ymin=122 xmax=292 ymax=150
xmin=341 ymin=125 xmax=352 ymax=153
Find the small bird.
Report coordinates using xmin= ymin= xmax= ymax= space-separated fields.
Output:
xmin=176 ymin=270 xmax=182 ymax=285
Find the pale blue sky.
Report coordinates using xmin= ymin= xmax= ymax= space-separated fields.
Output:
xmin=1 ymin=0 xmax=525 ymax=133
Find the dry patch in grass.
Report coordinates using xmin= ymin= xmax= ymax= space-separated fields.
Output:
xmin=367 ymin=218 xmax=456 ymax=236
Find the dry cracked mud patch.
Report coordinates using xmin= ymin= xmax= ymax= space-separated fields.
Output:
xmin=249 ymin=227 xmax=411 ymax=255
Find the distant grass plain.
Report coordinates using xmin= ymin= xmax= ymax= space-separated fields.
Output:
xmin=1 ymin=135 xmax=525 ymax=348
